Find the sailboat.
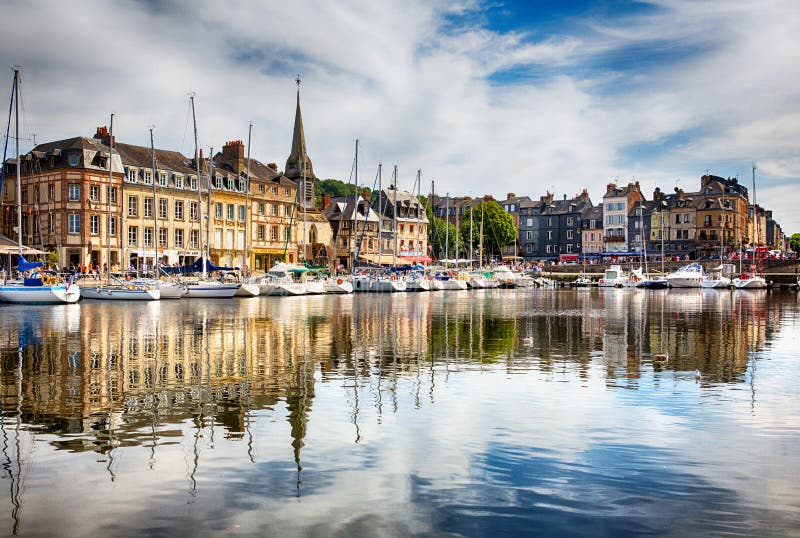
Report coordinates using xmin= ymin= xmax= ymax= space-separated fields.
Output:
xmin=81 ymin=118 xmax=160 ymax=300
xmin=405 ymin=169 xmax=431 ymax=292
xmin=0 ymin=69 xmax=80 ymax=304
xmin=182 ymin=95 xmax=240 ymax=298
xmin=733 ymin=165 xmax=767 ymax=289
xmin=235 ymin=123 xmax=261 ymax=297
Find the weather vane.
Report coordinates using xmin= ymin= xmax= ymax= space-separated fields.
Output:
xmin=295 ymin=74 xmax=301 ymax=87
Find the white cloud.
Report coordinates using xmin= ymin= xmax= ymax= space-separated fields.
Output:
xmin=0 ymin=0 xmax=798 ymax=230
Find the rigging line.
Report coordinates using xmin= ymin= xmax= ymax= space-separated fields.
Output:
xmin=0 ymin=72 xmax=14 ymax=196
xmin=16 ymin=73 xmax=33 ymax=155
xmin=180 ymin=95 xmax=191 ymax=154
xmin=353 ymin=165 xmax=381 ymax=264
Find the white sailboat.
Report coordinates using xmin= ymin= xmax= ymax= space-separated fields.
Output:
xmin=0 ymin=69 xmax=80 ymax=304
xmin=259 ymin=262 xmax=307 ymax=296
xmin=733 ymin=165 xmax=768 ymax=289
xmin=701 ymin=263 xmax=733 ymax=289
xmin=184 ymin=95 xmax=239 ymax=299
xmin=665 ymin=262 xmax=706 ymax=288
xmin=82 ymin=119 xmax=161 ymax=301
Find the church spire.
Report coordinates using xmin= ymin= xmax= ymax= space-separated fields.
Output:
xmin=285 ymin=74 xmax=314 ymax=181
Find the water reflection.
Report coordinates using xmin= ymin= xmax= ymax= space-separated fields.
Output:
xmin=0 ymin=289 xmax=797 ymax=535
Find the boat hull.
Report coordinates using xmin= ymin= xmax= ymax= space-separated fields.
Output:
xmin=81 ymin=286 xmax=160 ymax=301
xmin=260 ymin=283 xmax=307 ymax=296
xmin=185 ymin=282 xmax=240 ymax=298
xmin=322 ymin=278 xmax=353 ymax=294
xmin=0 ymin=284 xmax=81 ymax=304
xmin=700 ymin=278 xmax=732 ymax=289
xmin=234 ymin=282 xmax=260 ymax=297
xmin=304 ymin=280 xmax=326 ymax=294
xmin=732 ymin=276 xmax=767 ymax=289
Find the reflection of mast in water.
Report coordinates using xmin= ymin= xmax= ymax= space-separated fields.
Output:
xmin=287 ymin=319 xmax=313 ymax=498
xmin=105 ymin=338 xmax=117 ymax=482
xmin=3 ymin=345 xmax=25 ymax=534
xmin=188 ymin=312 xmax=207 ymax=502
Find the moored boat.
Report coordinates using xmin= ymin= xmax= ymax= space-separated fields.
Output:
xmin=666 ymin=263 xmax=706 ymax=288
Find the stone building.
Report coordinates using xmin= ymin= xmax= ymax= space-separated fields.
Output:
xmin=602 ymin=182 xmax=645 ymax=254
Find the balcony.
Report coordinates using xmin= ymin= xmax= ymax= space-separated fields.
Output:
xmin=604 ymin=235 xmax=626 ymax=242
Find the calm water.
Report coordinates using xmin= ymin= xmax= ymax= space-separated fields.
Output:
xmin=1 ymin=289 xmax=799 ymax=537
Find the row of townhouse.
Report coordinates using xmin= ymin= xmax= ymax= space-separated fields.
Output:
xmin=491 ymin=174 xmax=789 ymax=260
xmin=0 ymin=86 xmax=430 ymax=272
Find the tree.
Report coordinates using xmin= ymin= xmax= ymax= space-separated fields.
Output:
xmin=790 ymin=233 xmax=800 ymax=253
xmin=420 ymin=195 xmax=462 ymax=259
xmin=461 ymin=201 xmax=517 ymax=261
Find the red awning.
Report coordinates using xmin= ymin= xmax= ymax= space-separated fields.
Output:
xmin=558 ymin=254 xmax=579 ymax=261
xmin=400 ymin=256 xmax=433 ymax=263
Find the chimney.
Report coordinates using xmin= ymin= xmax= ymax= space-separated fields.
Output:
xmin=563 ymin=193 xmax=567 ymax=201
xmin=507 ymin=192 xmax=515 ymax=200
xmin=268 ymin=162 xmax=278 ymax=171
xmin=362 ymin=189 xmax=371 ymax=202
xmin=653 ymin=187 xmax=662 ymax=202
xmin=322 ymin=193 xmax=331 ymax=209
xmin=580 ymin=188 xmax=589 ymax=201
xmin=94 ymin=126 xmax=114 ymax=147
xmin=222 ymin=140 xmax=246 ymax=175
xmin=606 ymin=182 xmax=616 ymax=193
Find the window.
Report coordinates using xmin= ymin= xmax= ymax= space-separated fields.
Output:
xmin=68 ymin=214 xmax=80 ymax=234
xmin=159 ymin=198 xmax=168 ymax=219
xmin=174 ymin=228 xmax=184 ymax=248
xmin=271 ymin=204 xmax=278 ymax=216
xmin=704 ymin=215 xmax=712 ymax=226
xmin=675 ymin=214 xmax=681 ymax=224
xmin=566 ymin=244 xmax=573 ymax=253
xmin=225 ymin=229 xmax=233 ymax=249
xmin=567 ymin=230 xmax=574 ymax=239
xmin=272 ymin=186 xmax=278 ymax=195
xmin=127 ymin=168 xmax=138 ymax=182
xmin=190 ymin=202 xmax=198 ymax=221
xmin=48 ymin=183 xmax=55 ymax=201
xmin=68 ymin=154 xmax=79 ymax=167
xmin=215 ymin=202 xmax=223 ymax=219
xmin=68 ymin=184 xmax=80 ymax=201
xmin=50 ymin=215 xmax=56 ymax=233
xmin=108 ymin=186 xmax=117 ymax=204
xmin=143 ymin=170 xmax=153 ymax=185
xmin=189 ymin=176 xmax=198 ymax=190
xmin=258 ymin=202 xmax=265 ymax=215
xmin=227 ymin=204 xmax=234 ymax=220
xmin=634 ymin=220 xmax=641 ymax=229
xmin=144 ymin=198 xmax=153 ymax=218
xmin=238 ymin=205 xmax=245 ymax=221
xmin=214 ymin=228 xmax=223 ymax=247
xmin=526 ymin=218 xmax=533 ymax=227
xmin=285 ymin=227 xmax=292 ymax=242
xmin=174 ymin=175 xmax=184 ymax=189
xmin=285 ymin=188 xmax=291 ymax=197
xmin=144 ymin=227 xmax=153 ymax=247
xmin=227 ymin=177 xmax=234 ymax=190
xmin=525 ymin=231 xmax=533 ymax=240
xmin=174 ymin=200 xmax=184 ymax=220
xmin=616 ymin=215 xmax=624 ymax=224
xmin=590 ymin=220 xmax=596 ymax=229
xmin=546 ymin=245 xmax=552 ymax=253
xmin=128 ymin=226 xmax=138 ymax=246
xmin=90 ymin=214 xmax=99 ymax=235
xmin=257 ymin=225 xmax=265 ymax=240
xmin=547 ymin=230 xmax=553 ymax=240
xmin=190 ymin=230 xmax=199 ymax=249
xmin=158 ymin=228 xmax=167 ymax=247
xmin=567 ymin=217 xmax=574 ymax=226
xmin=158 ymin=172 xmax=167 ymax=187
xmin=547 ymin=218 xmax=553 ymax=227
xmin=128 ymin=196 xmax=138 ymax=217
xmin=108 ymin=216 xmax=116 ymax=237
xmin=270 ymin=226 xmax=278 ymax=241
xmin=683 ymin=213 xmax=690 ymax=223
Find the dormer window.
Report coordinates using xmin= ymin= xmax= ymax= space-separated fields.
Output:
xmin=227 ymin=177 xmax=234 ymax=190
xmin=174 ymin=174 xmax=184 ymax=189
xmin=126 ymin=167 xmax=138 ymax=183
xmin=158 ymin=172 xmax=168 ymax=187
xmin=68 ymin=154 xmax=80 ymax=167
xmin=143 ymin=170 xmax=153 ymax=185
xmin=189 ymin=176 xmax=198 ymax=190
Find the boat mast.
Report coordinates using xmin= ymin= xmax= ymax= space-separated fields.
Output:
xmin=377 ymin=163 xmax=382 ymax=264
xmin=190 ymin=95 xmax=206 ymax=279
xmin=207 ymin=147 xmax=214 ymax=273
xmin=245 ymin=122 xmax=252 ymax=271
xmin=444 ymin=193 xmax=449 ymax=264
xmin=150 ymin=126 xmax=158 ymax=277
xmin=106 ymin=113 xmax=114 ymax=283
xmin=752 ymin=164 xmax=759 ymax=273
xmin=350 ymin=139 xmax=358 ymax=271
xmin=416 ymin=169 xmax=422 ymax=264
xmin=14 ymin=68 xmax=21 ymax=257
xmin=392 ymin=165 xmax=398 ymax=268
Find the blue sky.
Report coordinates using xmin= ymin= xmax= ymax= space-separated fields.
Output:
xmin=1 ymin=0 xmax=798 ymax=231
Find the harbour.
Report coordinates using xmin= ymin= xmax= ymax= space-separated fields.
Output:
xmin=1 ymin=288 xmax=799 ymax=536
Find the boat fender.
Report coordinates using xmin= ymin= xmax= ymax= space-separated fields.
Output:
xmin=125 ymin=275 xmax=132 ymax=281
xmin=391 ymin=275 xmax=396 ymax=281
xmin=337 ymin=278 xmax=343 ymax=285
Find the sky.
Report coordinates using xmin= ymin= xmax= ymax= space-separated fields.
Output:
xmin=1 ymin=0 xmax=799 ymax=231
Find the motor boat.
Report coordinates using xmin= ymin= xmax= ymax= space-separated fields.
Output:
xmin=701 ymin=264 xmax=734 ymax=289
xmin=665 ymin=263 xmax=706 ymax=288
xmin=598 ymin=265 xmax=629 ymax=288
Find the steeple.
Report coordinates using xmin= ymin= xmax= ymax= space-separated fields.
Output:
xmin=285 ymin=75 xmax=314 ymax=181
xmin=285 ymin=75 xmax=315 ymax=209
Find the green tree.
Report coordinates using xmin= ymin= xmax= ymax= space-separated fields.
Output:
xmin=461 ymin=201 xmax=517 ymax=260
xmin=420 ymin=195 xmax=463 ymax=259
xmin=790 ymin=233 xmax=800 ymax=253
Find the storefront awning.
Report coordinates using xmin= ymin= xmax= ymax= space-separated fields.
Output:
xmin=400 ymin=255 xmax=432 ymax=263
